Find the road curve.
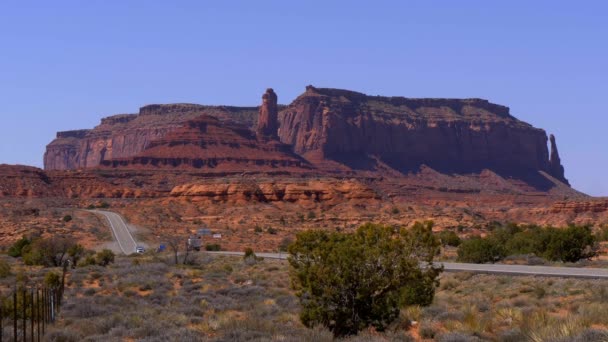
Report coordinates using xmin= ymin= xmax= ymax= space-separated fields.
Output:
xmin=207 ymin=251 xmax=608 ymax=279
xmin=93 ymin=210 xmax=138 ymax=255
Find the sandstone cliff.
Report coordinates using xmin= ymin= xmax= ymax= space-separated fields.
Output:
xmin=44 ymin=104 xmax=259 ymax=170
xmin=278 ymin=86 xmax=569 ymax=186
xmin=100 ymin=114 xmax=310 ymax=172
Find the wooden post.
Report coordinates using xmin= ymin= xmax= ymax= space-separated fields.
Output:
xmin=22 ymin=288 xmax=26 ymax=342
xmin=13 ymin=291 xmax=17 ymax=342
xmin=41 ymin=289 xmax=45 ymax=335
xmin=37 ymin=289 xmax=40 ymax=342
xmin=30 ymin=290 xmax=34 ymax=342
xmin=1 ymin=295 xmax=3 ymax=342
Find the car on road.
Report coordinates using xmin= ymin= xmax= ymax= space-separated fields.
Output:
xmin=135 ymin=246 xmax=145 ymax=254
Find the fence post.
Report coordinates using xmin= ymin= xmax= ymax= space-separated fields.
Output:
xmin=13 ymin=291 xmax=17 ymax=342
xmin=1 ymin=294 xmax=3 ymax=342
xmin=41 ymin=289 xmax=45 ymax=335
xmin=37 ymin=289 xmax=40 ymax=342
xmin=30 ymin=290 xmax=34 ymax=342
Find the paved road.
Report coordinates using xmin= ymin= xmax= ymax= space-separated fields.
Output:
xmin=207 ymin=251 xmax=608 ymax=279
xmin=91 ymin=211 xmax=608 ymax=279
xmin=93 ymin=210 xmax=138 ymax=255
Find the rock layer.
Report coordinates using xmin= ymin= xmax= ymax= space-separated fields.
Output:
xmin=100 ymin=115 xmax=310 ymax=172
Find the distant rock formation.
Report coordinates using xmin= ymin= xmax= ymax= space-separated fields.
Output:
xmin=278 ymin=86 xmax=569 ymax=185
xmin=256 ymin=88 xmax=279 ymax=138
xmin=549 ymin=134 xmax=568 ymax=185
xmin=43 ymin=85 xmax=570 ymax=189
xmin=44 ymin=104 xmax=258 ymax=170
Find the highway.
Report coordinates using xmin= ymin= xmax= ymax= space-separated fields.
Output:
xmin=93 ymin=210 xmax=138 ymax=255
xmin=208 ymin=251 xmax=608 ymax=279
xmin=94 ymin=212 xmax=608 ymax=279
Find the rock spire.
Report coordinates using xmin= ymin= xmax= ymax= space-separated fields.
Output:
xmin=256 ymin=88 xmax=279 ymax=138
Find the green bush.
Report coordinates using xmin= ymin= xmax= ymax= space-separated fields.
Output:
xmin=243 ymin=247 xmax=255 ymax=259
xmin=63 ymin=215 xmax=73 ymax=222
xmin=267 ymin=227 xmax=277 ymax=235
xmin=8 ymin=236 xmax=31 ymax=257
xmin=205 ymin=244 xmax=221 ymax=251
xmin=457 ymin=236 xmax=505 ymax=263
xmin=96 ymin=249 xmax=115 ymax=267
xmin=44 ymin=271 xmax=62 ymax=288
xmin=438 ymin=230 xmax=461 ymax=247
xmin=288 ymin=222 xmax=442 ymax=337
xmin=457 ymin=224 xmax=597 ymax=263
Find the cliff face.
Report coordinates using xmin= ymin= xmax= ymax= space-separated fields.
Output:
xmin=279 ymin=86 xmax=568 ymax=184
xmin=44 ymin=85 xmax=570 ymax=188
xmin=44 ymin=104 xmax=258 ymax=170
xmin=100 ymin=114 xmax=310 ymax=172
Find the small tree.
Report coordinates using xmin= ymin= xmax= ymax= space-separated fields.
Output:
xmin=68 ymin=244 xmax=86 ymax=267
xmin=44 ymin=271 xmax=62 ymax=288
xmin=8 ymin=236 xmax=31 ymax=257
xmin=96 ymin=249 xmax=115 ymax=266
xmin=438 ymin=230 xmax=461 ymax=247
xmin=288 ymin=222 xmax=442 ymax=337
xmin=457 ymin=236 xmax=505 ymax=263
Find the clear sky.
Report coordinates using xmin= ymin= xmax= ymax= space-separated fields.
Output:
xmin=0 ymin=1 xmax=606 ymax=196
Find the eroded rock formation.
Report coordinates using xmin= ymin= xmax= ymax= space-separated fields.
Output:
xmin=256 ymin=88 xmax=279 ymax=138
xmin=278 ymin=86 xmax=569 ymax=185
xmin=44 ymin=104 xmax=258 ymax=170
xmin=100 ymin=115 xmax=310 ymax=171
xmin=44 ymin=85 xmax=570 ymax=190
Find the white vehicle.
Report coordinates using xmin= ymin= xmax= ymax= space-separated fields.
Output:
xmin=135 ymin=246 xmax=145 ymax=254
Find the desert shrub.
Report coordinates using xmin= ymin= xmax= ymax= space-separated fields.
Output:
xmin=458 ymin=224 xmax=597 ymax=263
xmin=83 ymin=288 xmax=96 ymax=296
xmin=243 ymin=247 xmax=255 ymax=259
xmin=573 ymin=328 xmax=608 ymax=342
xmin=307 ymin=211 xmax=316 ymax=220
xmin=419 ymin=323 xmax=437 ymax=339
xmin=543 ymin=225 xmax=596 ymax=262
xmin=457 ymin=236 xmax=505 ymax=263
xmin=498 ymin=329 xmax=526 ymax=342
xmin=98 ymin=201 xmax=110 ymax=209
xmin=0 ymin=259 xmax=11 ymax=278
xmin=278 ymin=237 xmax=293 ymax=252
xmin=63 ymin=214 xmax=73 ymax=222
xmin=438 ymin=230 xmax=461 ymax=247
xmin=437 ymin=332 xmax=479 ymax=342
xmin=96 ymin=249 xmax=115 ymax=267
xmin=254 ymin=225 xmax=263 ymax=233
xmin=44 ymin=271 xmax=62 ymax=288
xmin=8 ymin=236 xmax=31 ymax=257
xmin=44 ymin=329 xmax=82 ymax=342
xmin=288 ymin=222 xmax=442 ymax=337
xmin=266 ymin=227 xmax=277 ymax=235
xmin=205 ymin=243 xmax=221 ymax=251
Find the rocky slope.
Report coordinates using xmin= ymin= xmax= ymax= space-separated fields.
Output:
xmin=279 ymin=86 xmax=569 ymax=186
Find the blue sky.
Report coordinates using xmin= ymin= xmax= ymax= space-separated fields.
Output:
xmin=0 ymin=1 xmax=606 ymax=196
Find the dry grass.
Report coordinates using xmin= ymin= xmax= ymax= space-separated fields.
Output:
xmin=1 ymin=252 xmax=607 ymax=341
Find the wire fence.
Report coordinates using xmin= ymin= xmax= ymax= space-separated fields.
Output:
xmin=0 ymin=286 xmax=62 ymax=342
